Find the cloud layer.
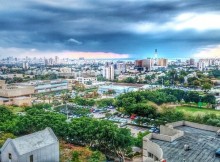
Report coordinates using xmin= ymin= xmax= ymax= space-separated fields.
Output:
xmin=0 ymin=0 xmax=220 ymax=58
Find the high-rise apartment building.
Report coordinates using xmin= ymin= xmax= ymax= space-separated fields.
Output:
xmin=158 ymin=58 xmax=168 ymax=67
xmin=23 ymin=61 xmax=29 ymax=69
xmin=104 ymin=64 xmax=115 ymax=80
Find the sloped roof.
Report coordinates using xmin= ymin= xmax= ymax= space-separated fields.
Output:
xmin=1 ymin=128 xmax=58 ymax=155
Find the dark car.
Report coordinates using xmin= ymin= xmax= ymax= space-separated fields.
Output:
xmin=149 ymin=127 xmax=160 ymax=133
xmin=216 ymin=148 xmax=220 ymax=157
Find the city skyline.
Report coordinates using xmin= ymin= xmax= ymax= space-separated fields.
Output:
xmin=1 ymin=0 xmax=220 ymax=59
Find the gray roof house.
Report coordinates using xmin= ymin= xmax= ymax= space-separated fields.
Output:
xmin=0 ymin=128 xmax=59 ymax=162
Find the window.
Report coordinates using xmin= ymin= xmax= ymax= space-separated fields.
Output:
xmin=30 ymin=155 xmax=33 ymax=162
xmin=148 ymin=152 xmax=153 ymax=158
xmin=8 ymin=153 xmax=12 ymax=159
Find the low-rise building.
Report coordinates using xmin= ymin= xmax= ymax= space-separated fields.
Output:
xmin=98 ymin=85 xmax=137 ymax=96
xmin=0 ymin=127 xmax=59 ymax=162
xmin=0 ymin=80 xmax=34 ymax=106
xmin=18 ymin=79 xmax=71 ymax=94
xmin=76 ymin=77 xmax=97 ymax=85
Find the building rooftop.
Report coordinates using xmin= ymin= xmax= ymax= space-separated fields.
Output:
xmin=8 ymin=128 xmax=58 ymax=155
xmin=152 ymin=126 xmax=220 ymax=162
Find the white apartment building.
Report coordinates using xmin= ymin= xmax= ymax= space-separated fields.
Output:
xmin=103 ymin=65 xmax=115 ymax=80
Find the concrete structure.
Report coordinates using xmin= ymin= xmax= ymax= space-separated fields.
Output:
xmin=0 ymin=80 xmax=34 ymax=106
xmin=0 ymin=128 xmax=59 ymax=162
xmin=18 ymin=79 xmax=71 ymax=94
xmin=143 ymin=121 xmax=220 ymax=162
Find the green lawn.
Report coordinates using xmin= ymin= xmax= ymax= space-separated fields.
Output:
xmin=176 ymin=106 xmax=220 ymax=116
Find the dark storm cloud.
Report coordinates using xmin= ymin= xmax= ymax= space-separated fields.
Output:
xmin=0 ymin=0 xmax=220 ymax=58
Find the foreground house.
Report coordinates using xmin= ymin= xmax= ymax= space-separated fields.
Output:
xmin=0 ymin=128 xmax=59 ymax=162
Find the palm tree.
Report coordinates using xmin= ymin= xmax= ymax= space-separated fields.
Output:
xmin=48 ymin=95 xmax=52 ymax=104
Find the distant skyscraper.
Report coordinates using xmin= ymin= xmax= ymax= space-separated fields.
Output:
xmin=48 ymin=58 xmax=54 ymax=65
xmin=55 ymin=56 xmax=59 ymax=64
xmin=44 ymin=58 xmax=49 ymax=65
xmin=154 ymin=49 xmax=158 ymax=59
xmin=190 ymin=58 xmax=195 ymax=66
xmin=146 ymin=58 xmax=153 ymax=71
xmin=153 ymin=49 xmax=158 ymax=66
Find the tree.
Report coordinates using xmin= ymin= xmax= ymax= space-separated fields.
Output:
xmin=61 ymin=91 xmax=71 ymax=104
xmin=0 ymin=132 xmax=15 ymax=147
xmin=193 ymin=80 xmax=201 ymax=87
xmin=178 ymin=75 xmax=185 ymax=84
xmin=97 ymin=98 xmax=114 ymax=108
xmin=184 ymin=91 xmax=200 ymax=103
xmin=88 ymin=151 xmax=106 ymax=162
xmin=134 ymin=131 xmax=150 ymax=148
xmin=202 ymin=83 xmax=212 ymax=92
xmin=122 ymin=77 xmax=136 ymax=83
xmin=0 ymin=106 xmax=14 ymax=123
xmin=202 ymin=94 xmax=216 ymax=108
xmin=126 ymin=103 xmax=157 ymax=117
xmin=212 ymin=69 xmax=220 ymax=78
xmin=67 ymin=118 xmax=133 ymax=160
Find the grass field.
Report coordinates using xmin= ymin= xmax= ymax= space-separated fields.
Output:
xmin=176 ymin=106 xmax=220 ymax=116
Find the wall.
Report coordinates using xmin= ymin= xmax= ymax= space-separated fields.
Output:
xmin=1 ymin=140 xmax=19 ymax=162
xmin=0 ymin=86 xmax=34 ymax=98
xmin=1 ymin=141 xmax=59 ymax=162
xmin=152 ymin=133 xmax=172 ymax=142
xmin=12 ymin=97 xmax=32 ymax=106
xmin=165 ymin=121 xmax=184 ymax=128
xmin=143 ymin=134 xmax=163 ymax=162
xmin=160 ymin=125 xmax=179 ymax=136
xmin=18 ymin=142 xmax=59 ymax=162
xmin=184 ymin=121 xmax=220 ymax=132
xmin=166 ymin=121 xmax=220 ymax=132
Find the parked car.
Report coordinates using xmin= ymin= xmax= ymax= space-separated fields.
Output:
xmin=119 ymin=119 xmax=127 ymax=123
xmin=108 ymin=106 xmax=115 ymax=109
xmin=216 ymin=148 xmax=220 ymax=157
xmin=149 ymin=127 xmax=160 ymax=133
xmin=120 ymin=122 xmax=127 ymax=127
xmin=130 ymin=114 xmax=137 ymax=120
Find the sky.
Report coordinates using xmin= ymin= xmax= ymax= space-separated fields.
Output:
xmin=0 ymin=0 xmax=220 ymax=59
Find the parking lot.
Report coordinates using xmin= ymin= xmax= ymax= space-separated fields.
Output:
xmin=126 ymin=125 xmax=148 ymax=137
xmin=56 ymin=104 xmax=151 ymax=137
